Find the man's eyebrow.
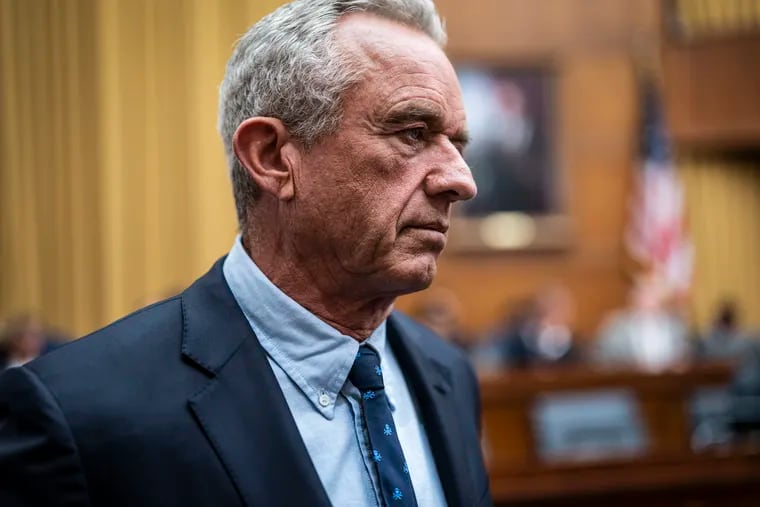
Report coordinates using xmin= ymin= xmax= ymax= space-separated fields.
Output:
xmin=380 ymin=103 xmax=445 ymax=127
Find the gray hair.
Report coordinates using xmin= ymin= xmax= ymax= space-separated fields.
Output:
xmin=218 ymin=0 xmax=447 ymax=230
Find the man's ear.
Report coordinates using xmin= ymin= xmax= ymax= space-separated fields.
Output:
xmin=232 ymin=117 xmax=296 ymax=201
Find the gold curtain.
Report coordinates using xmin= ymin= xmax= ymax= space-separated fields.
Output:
xmin=675 ymin=0 xmax=760 ymax=37
xmin=680 ymin=156 xmax=760 ymax=330
xmin=0 ymin=0 xmax=285 ymax=336
xmin=669 ymin=0 xmax=760 ymax=328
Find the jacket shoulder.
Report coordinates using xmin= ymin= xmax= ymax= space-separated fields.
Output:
xmin=28 ymin=296 xmax=184 ymax=378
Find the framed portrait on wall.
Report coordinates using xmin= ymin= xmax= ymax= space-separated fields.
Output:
xmin=449 ymin=64 xmax=571 ymax=252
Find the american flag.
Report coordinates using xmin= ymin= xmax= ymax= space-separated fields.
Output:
xmin=625 ymin=82 xmax=693 ymax=295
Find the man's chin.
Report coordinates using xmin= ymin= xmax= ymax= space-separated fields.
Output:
xmin=384 ymin=256 xmax=438 ymax=296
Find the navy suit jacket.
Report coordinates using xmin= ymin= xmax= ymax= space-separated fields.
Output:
xmin=0 ymin=259 xmax=491 ymax=506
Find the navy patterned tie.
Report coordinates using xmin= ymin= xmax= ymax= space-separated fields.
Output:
xmin=349 ymin=345 xmax=419 ymax=506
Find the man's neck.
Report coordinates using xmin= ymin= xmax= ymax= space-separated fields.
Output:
xmin=242 ymin=234 xmax=395 ymax=341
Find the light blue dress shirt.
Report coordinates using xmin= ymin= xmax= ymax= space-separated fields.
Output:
xmin=223 ymin=236 xmax=447 ymax=507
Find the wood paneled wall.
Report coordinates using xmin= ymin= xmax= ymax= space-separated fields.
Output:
xmin=3 ymin=0 xmax=754 ymax=339
xmin=662 ymin=35 xmax=760 ymax=148
xmin=0 ymin=0 xmax=658 ymax=338
xmin=661 ymin=0 xmax=760 ymax=330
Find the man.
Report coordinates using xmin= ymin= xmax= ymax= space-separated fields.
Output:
xmin=0 ymin=1 xmax=491 ymax=505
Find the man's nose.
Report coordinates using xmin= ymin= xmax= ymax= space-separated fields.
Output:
xmin=424 ymin=146 xmax=478 ymax=202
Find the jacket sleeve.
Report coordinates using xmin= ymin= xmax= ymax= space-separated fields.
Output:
xmin=0 ymin=366 xmax=90 ymax=507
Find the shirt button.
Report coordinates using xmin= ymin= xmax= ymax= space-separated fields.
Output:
xmin=318 ymin=393 xmax=330 ymax=407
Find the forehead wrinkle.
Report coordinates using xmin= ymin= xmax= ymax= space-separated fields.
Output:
xmin=371 ymin=82 xmax=451 ymax=121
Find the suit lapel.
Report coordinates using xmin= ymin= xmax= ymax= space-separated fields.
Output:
xmin=182 ymin=259 xmax=331 ymax=507
xmin=388 ymin=313 xmax=477 ymax=507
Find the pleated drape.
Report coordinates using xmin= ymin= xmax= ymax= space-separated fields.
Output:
xmin=679 ymin=156 xmax=760 ymax=330
xmin=0 ymin=0 xmax=285 ymax=336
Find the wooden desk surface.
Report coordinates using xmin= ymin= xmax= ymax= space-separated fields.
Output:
xmin=479 ymin=362 xmax=734 ymax=400
xmin=479 ymin=362 xmax=759 ymax=506
xmin=490 ymin=449 xmax=760 ymax=506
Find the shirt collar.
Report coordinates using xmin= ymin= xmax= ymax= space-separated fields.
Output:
xmin=222 ymin=235 xmax=387 ymax=419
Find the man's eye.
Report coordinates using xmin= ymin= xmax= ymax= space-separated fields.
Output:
xmin=401 ymin=127 xmax=426 ymax=143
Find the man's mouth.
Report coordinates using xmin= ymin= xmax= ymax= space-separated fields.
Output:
xmin=404 ymin=221 xmax=449 ymax=234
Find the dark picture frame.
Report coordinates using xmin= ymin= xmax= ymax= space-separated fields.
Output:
xmin=449 ymin=64 xmax=571 ymax=252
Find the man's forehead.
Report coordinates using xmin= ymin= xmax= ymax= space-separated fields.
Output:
xmin=332 ymin=12 xmax=465 ymax=127
xmin=334 ymin=12 xmax=446 ymax=65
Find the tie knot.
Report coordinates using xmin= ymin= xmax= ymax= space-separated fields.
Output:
xmin=349 ymin=345 xmax=385 ymax=391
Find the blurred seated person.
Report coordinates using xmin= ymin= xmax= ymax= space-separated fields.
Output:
xmin=699 ymin=299 xmax=753 ymax=361
xmin=409 ymin=287 xmax=470 ymax=351
xmin=0 ymin=314 xmax=46 ymax=369
xmin=729 ymin=340 xmax=760 ymax=436
xmin=473 ymin=285 xmax=579 ymax=371
xmin=594 ymin=276 xmax=689 ymax=371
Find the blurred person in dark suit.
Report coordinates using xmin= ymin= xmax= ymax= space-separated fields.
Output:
xmin=410 ymin=287 xmax=470 ymax=351
xmin=730 ymin=340 xmax=760 ymax=436
xmin=522 ymin=285 xmax=579 ymax=366
xmin=0 ymin=314 xmax=45 ymax=370
xmin=0 ymin=1 xmax=491 ymax=506
xmin=699 ymin=299 xmax=753 ymax=361
xmin=472 ymin=286 xmax=579 ymax=371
